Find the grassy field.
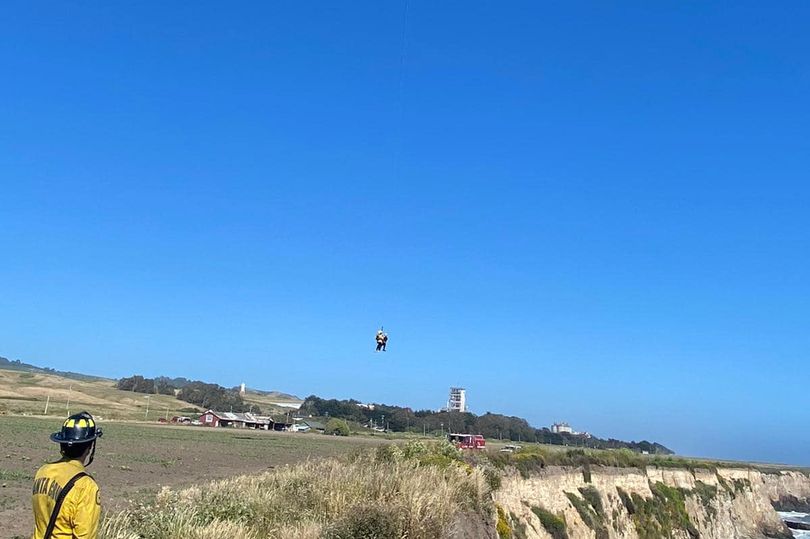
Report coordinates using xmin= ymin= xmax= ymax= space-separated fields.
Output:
xmin=99 ymin=440 xmax=490 ymax=539
xmin=0 ymin=415 xmax=389 ymax=539
xmin=0 ymin=367 xmax=302 ymax=421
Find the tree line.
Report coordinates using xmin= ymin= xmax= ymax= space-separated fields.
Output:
xmin=116 ymin=375 xmax=259 ymax=414
xmin=299 ymin=395 xmax=672 ymax=454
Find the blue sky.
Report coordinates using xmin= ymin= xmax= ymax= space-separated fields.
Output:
xmin=1 ymin=2 xmax=808 ymax=465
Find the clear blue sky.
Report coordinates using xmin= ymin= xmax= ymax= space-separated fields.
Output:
xmin=1 ymin=2 xmax=808 ymax=465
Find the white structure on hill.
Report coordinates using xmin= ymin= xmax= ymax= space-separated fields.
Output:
xmin=239 ymin=383 xmax=246 ymax=396
xmin=448 ymin=387 xmax=466 ymax=412
xmin=551 ymin=422 xmax=573 ymax=434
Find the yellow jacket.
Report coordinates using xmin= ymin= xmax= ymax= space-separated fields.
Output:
xmin=31 ymin=459 xmax=100 ymax=539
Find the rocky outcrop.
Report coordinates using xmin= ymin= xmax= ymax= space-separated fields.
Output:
xmin=493 ymin=465 xmax=810 ymax=539
xmin=761 ymin=470 xmax=810 ymax=513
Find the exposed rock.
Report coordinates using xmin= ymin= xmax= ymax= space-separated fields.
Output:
xmin=492 ymin=465 xmax=809 ymax=539
xmin=449 ymin=510 xmax=498 ymax=539
xmin=772 ymin=494 xmax=810 ymax=513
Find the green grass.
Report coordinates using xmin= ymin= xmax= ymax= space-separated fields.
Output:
xmin=486 ymin=444 xmax=810 ymax=477
xmin=0 ymin=468 xmax=33 ymax=481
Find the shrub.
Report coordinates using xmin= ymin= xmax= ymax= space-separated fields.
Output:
xmin=616 ymin=487 xmax=636 ymax=514
xmin=692 ymin=481 xmax=717 ymax=518
xmin=579 ymin=486 xmax=604 ymax=516
xmin=483 ymin=466 xmax=502 ymax=491
xmin=510 ymin=512 xmax=529 ymax=539
xmin=530 ymin=505 xmax=568 ymax=539
xmin=565 ymin=492 xmax=608 ymax=539
xmin=496 ymin=505 xmax=512 ymax=539
xmin=627 ymin=482 xmax=699 ymax=539
xmin=325 ymin=418 xmax=351 ymax=436
xmin=325 ymin=505 xmax=401 ymax=539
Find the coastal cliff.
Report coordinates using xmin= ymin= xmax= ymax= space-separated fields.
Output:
xmin=492 ymin=465 xmax=810 ymax=539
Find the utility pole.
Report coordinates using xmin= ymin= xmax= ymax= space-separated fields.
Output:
xmin=144 ymin=395 xmax=150 ymax=421
xmin=44 ymin=395 xmax=50 ymax=415
xmin=165 ymin=406 xmax=169 ymax=421
xmin=66 ymin=385 xmax=72 ymax=416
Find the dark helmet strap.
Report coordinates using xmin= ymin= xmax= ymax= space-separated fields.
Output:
xmin=86 ymin=440 xmax=97 ymax=466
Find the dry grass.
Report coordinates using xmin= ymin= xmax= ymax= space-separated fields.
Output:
xmin=100 ymin=440 xmax=491 ymax=539
xmin=0 ymin=367 xmax=301 ymax=421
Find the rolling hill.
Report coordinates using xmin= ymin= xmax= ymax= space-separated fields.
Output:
xmin=0 ymin=361 xmax=302 ymax=421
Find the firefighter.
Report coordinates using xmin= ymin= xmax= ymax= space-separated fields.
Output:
xmin=375 ymin=329 xmax=388 ymax=352
xmin=32 ymin=411 xmax=103 ymax=539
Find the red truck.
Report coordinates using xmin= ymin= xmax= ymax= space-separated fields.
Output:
xmin=448 ymin=433 xmax=486 ymax=449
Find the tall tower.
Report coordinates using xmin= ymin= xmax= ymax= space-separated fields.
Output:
xmin=239 ymin=383 xmax=246 ymax=396
xmin=448 ymin=387 xmax=466 ymax=412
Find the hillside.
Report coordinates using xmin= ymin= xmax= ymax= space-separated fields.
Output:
xmin=0 ymin=364 xmax=302 ymax=421
xmin=0 ymin=355 xmax=108 ymax=382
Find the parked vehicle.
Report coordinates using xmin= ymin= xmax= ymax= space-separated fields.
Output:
xmin=447 ymin=433 xmax=486 ymax=449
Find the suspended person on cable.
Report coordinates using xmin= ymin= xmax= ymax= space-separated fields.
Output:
xmin=375 ymin=328 xmax=388 ymax=352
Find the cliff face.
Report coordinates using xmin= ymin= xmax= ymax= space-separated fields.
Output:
xmin=761 ymin=471 xmax=810 ymax=512
xmin=493 ymin=466 xmax=810 ymax=539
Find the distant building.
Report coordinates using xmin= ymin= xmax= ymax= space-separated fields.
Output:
xmin=239 ymin=383 xmax=246 ymax=396
xmin=199 ymin=410 xmax=270 ymax=430
xmin=551 ymin=422 xmax=574 ymax=434
xmin=293 ymin=419 xmax=326 ymax=433
xmin=448 ymin=387 xmax=466 ymax=412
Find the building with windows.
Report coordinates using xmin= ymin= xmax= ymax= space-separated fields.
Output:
xmin=551 ymin=422 xmax=574 ymax=434
xmin=448 ymin=387 xmax=466 ymax=412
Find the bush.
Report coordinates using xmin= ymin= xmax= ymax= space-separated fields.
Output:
xmin=325 ymin=419 xmax=351 ymax=436
xmin=530 ymin=506 xmax=568 ymax=539
xmin=616 ymin=487 xmax=636 ymax=514
xmin=483 ymin=466 xmax=502 ymax=491
xmin=496 ymin=505 xmax=512 ymax=539
xmin=325 ymin=505 xmax=401 ymax=539
xmin=627 ymin=482 xmax=699 ymax=539
xmin=565 ymin=492 xmax=608 ymax=539
xmin=579 ymin=486 xmax=604 ymax=516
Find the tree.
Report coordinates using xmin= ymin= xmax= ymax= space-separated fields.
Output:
xmin=325 ymin=418 xmax=351 ymax=436
xmin=177 ymin=381 xmax=255 ymax=413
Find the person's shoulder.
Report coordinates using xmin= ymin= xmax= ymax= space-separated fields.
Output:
xmin=72 ymin=473 xmax=100 ymax=504
xmin=34 ymin=460 xmax=61 ymax=478
xmin=76 ymin=473 xmax=98 ymax=490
